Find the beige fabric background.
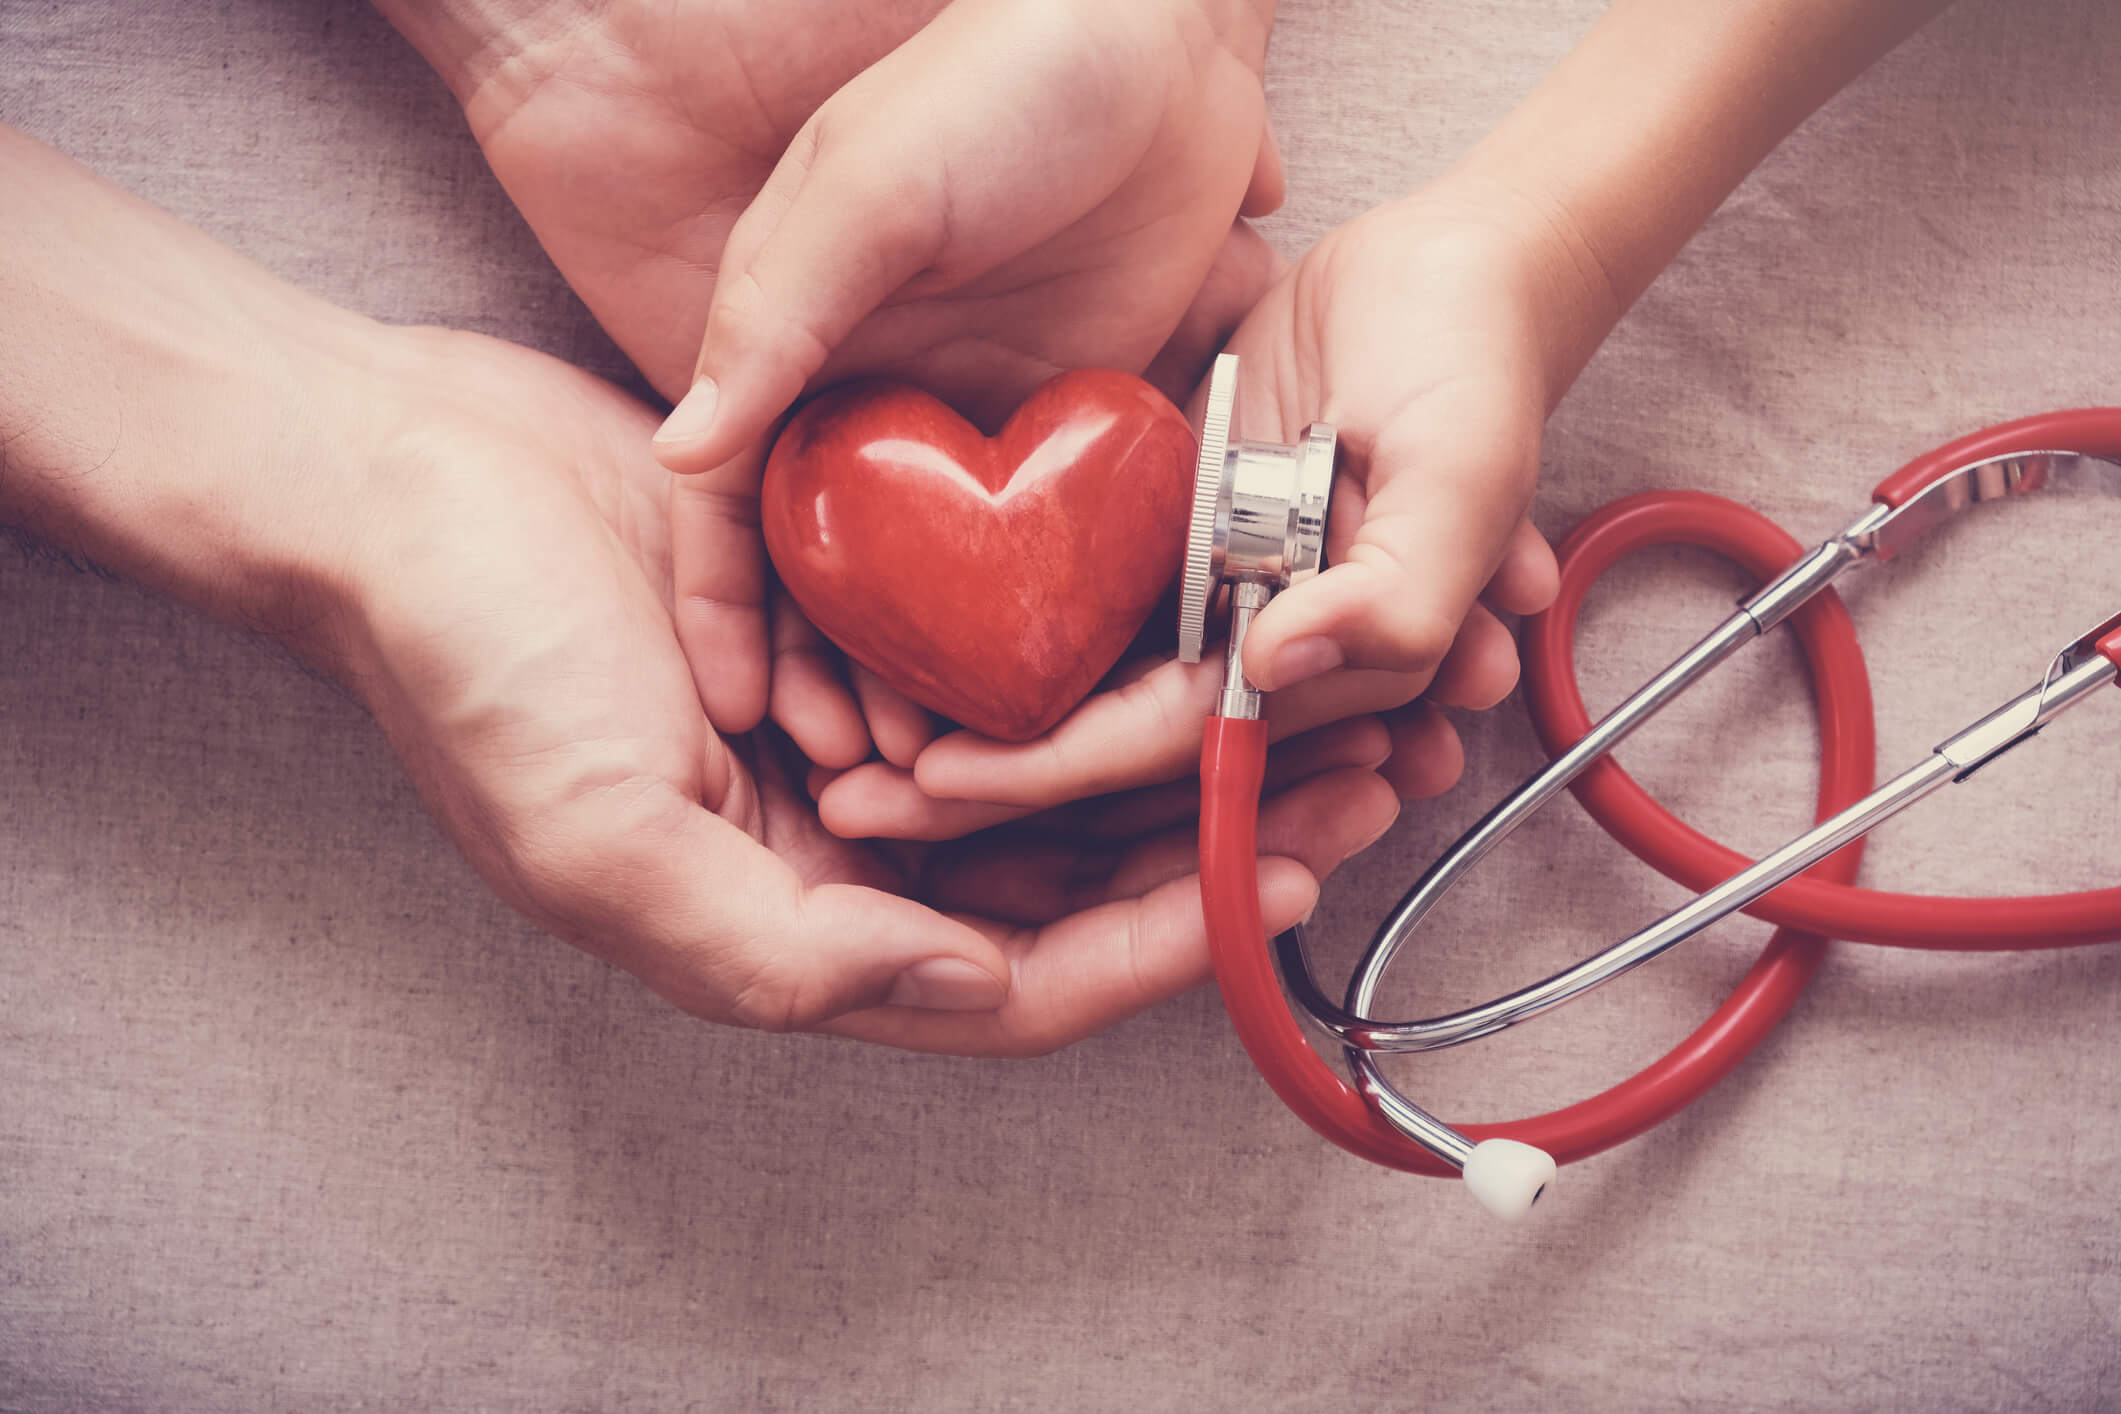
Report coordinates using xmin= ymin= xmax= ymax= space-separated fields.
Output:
xmin=4 ymin=0 xmax=2120 ymax=1408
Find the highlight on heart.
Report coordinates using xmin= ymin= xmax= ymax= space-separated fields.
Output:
xmin=758 ymin=369 xmax=1198 ymax=741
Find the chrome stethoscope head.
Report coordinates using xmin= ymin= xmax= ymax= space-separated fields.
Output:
xmin=1177 ymin=354 xmax=1336 ymax=665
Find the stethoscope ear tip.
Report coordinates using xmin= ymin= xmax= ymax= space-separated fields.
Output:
xmin=1462 ymin=1139 xmax=1557 ymax=1222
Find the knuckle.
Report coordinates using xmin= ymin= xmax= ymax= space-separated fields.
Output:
xmin=1470 ymin=645 xmax=1522 ymax=709
xmin=723 ymin=965 xmax=807 ymax=1035
xmin=1375 ymin=602 xmax=1461 ymax=673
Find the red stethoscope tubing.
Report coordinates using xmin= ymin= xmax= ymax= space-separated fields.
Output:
xmin=1201 ymin=413 xmax=2121 ymax=1176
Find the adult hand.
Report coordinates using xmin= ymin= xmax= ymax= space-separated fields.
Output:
xmin=342 ymin=329 xmax=1398 ymax=1054
xmin=374 ymin=0 xmax=1282 ymax=749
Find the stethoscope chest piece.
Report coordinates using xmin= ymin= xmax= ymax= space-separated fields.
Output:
xmin=1177 ymin=353 xmax=1337 ymax=665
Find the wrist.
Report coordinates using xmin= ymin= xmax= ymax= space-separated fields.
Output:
xmin=1428 ymin=0 xmax=1951 ymax=396
xmin=369 ymin=0 xmax=586 ymax=106
xmin=0 ymin=127 xmax=404 ymax=678
xmin=1382 ymin=175 xmax=1624 ymax=411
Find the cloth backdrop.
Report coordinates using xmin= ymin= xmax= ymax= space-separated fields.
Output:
xmin=3 ymin=0 xmax=2118 ymax=1407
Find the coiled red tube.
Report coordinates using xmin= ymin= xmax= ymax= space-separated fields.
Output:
xmin=1203 ymin=468 xmax=2119 ymax=1176
xmin=1201 ymin=488 xmax=1869 ymax=1173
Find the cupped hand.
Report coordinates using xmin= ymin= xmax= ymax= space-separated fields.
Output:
xmin=334 ymin=326 xmax=1393 ymax=1054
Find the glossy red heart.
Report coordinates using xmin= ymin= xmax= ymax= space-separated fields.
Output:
xmin=761 ymin=370 xmax=1196 ymax=742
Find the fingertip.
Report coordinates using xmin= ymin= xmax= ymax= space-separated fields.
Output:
xmin=1333 ymin=715 xmax=1393 ymax=774
xmin=851 ymin=666 xmax=936 ymax=768
xmin=1255 ymin=856 xmax=1321 ymax=933
xmin=1424 ymin=604 xmax=1521 ymax=712
xmin=1381 ymin=704 xmax=1465 ymax=801
xmin=909 ymin=732 xmax=1007 ymax=803
xmin=676 ymin=608 xmax=768 ymax=736
xmin=1345 ymin=768 xmax=1402 ymax=855
xmin=817 ymin=763 xmax=1027 ymax=842
xmin=1260 ymin=634 xmax=1346 ymax=693
xmin=650 ymin=378 xmax=724 ymax=473
xmin=1486 ymin=516 xmax=1560 ymax=617
xmin=1239 ymin=122 xmax=1286 ymax=219
xmin=779 ymin=708 xmax=870 ymax=773
xmin=800 ymin=883 xmax=1014 ymax=1020
xmin=1242 ymin=593 xmax=1337 ymax=692
xmin=813 ymin=763 xmax=897 ymax=838
xmin=886 ymin=956 xmax=1010 ymax=1012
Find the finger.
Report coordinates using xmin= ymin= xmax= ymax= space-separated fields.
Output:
xmin=1007 ymin=715 xmax=1391 ymax=843
xmin=820 ymin=714 xmax=1388 ymax=844
xmin=1482 ymin=514 xmax=1560 ymax=618
xmin=909 ymin=652 xmax=1424 ymax=810
xmin=1421 ymin=603 xmax=1520 ymax=712
xmin=823 ymin=711 xmax=1392 ymax=846
xmin=1242 ymin=373 xmax=1543 ymax=690
xmin=922 ymin=764 xmax=1396 ymax=924
xmin=649 ymin=114 xmax=943 ymax=474
xmin=1378 ymin=701 xmax=1465 ymax=801
xmin=817 ymin=763 xmax=1030 ymax=842
xmin=1239 ymin=120 xmax=1286 ymax=219
xmin=668 ymin=444 xmax=771 ymax=734
xmin=851 ymin=665 xmax=936 ymax=768
xmin=820 ymin=859 xmax=1319 ymax=1056
xmin=766 ymin=596 xmax=870 ymax=770
xmin=1140 ymin=220 xmax=1283 ymax=410
xmin=651 ymin=1 xmax=1156 ymax=475
xmin=1092 ymin=765 xmax=1396 ymax=902
xmin=533 ymin=784 xmax=1012 ymax=1032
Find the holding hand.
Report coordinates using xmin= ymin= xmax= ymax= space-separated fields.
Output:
xmin=377 ymin=0 xmax=1282 ymax=746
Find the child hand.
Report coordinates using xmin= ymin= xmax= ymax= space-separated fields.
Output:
xmin=811 ymin=180 xmax=1592 ymax=839
xmin=1223 ymin=184 xmax=1585 ymax=708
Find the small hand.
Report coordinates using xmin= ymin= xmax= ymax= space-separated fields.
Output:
xmin=1218 ymin=186 xmax=1579 ymax=718
xmin=812 ymin=185 xmax=1592 ymax=839
xmin=657 ymin=0 xmax=1282 ymax=748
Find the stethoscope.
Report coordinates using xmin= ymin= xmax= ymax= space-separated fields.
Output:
xmin=1181 ymin=353 xmax=2121 ymax=1220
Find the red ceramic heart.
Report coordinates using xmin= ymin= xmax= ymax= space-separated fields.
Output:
xmin=761 ymin=370 xmax=1196 ymax=741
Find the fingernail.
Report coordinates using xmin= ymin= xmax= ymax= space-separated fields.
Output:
xmin=652 ymin=377 xmax=720 ymax=453
xmin=1269 ymin=635 xmax=1344 ymax=689
xmin=887 ymin=958 xmax=1007 ymax=1011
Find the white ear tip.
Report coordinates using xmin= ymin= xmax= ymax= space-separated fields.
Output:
xmin=1461 ymin=1139 xmax=1556 ymax=1221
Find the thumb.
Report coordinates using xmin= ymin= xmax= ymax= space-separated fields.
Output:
xmin=560 ymin=788 xmax=1012 ymax=1031
xmin=669 ymin=438 xmax=771 ymax=734
xmin=1242 ymin=370 xmax=1543 ymax=691
xmin=650 ymin=118 xmax=946 ymax=476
